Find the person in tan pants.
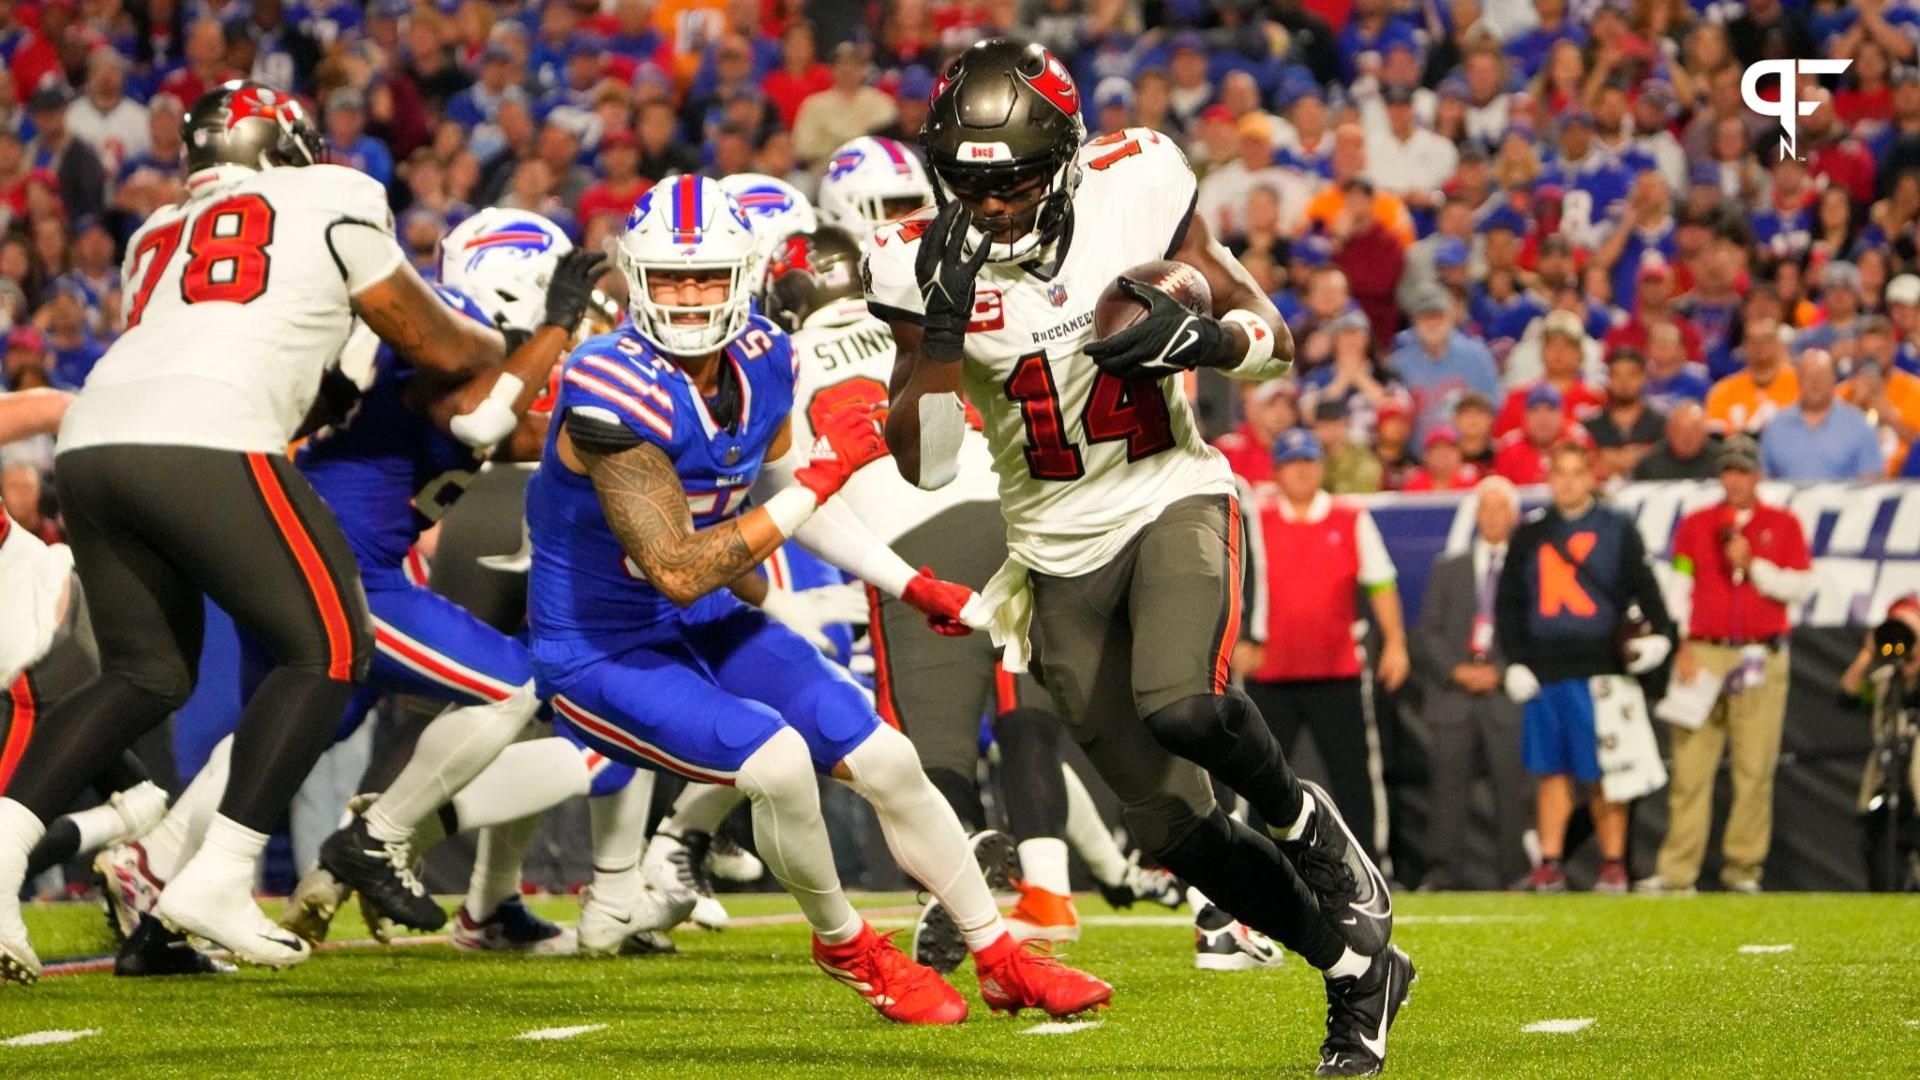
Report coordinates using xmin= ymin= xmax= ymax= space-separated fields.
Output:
xmin=1642 ymin=436 xmax=1814 ymax=894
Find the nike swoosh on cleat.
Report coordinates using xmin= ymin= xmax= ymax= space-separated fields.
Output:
xmin=1357 ymin=965 xmax=1394 ymax=1061
xmin=263 ymin=934 xmax=305 ymax=953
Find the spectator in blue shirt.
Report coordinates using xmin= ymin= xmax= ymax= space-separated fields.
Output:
xmin=323 ymin=87 xmax=393 ymax=186
xmin=446 ymin=44 xmax=524 ymax=130
xmin=41 ymin=284 xmax=106 ymax=391
xmin=1338 ymin=0 xmax=1421 ymax=84
xmin=1393 ymin=283 xmax=1503 ymax=442
xmin=1760 ymin=351 xmax=1886 ymax=480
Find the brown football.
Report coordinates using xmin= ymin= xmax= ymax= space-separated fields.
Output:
xmin=1092 ymin=259 xmax=1213 ymax=341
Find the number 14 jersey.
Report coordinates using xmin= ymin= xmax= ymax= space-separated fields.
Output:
xmin=861 ymin=127 xmax=1233 ymax=576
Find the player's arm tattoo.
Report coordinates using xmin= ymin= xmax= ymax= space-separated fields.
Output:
xmin=577 ymin=440 xmax=783 ymax=607
xmin=352 ymin=262 xmax=506 ymax=380
xmin=1173 ymin=211 xmax=1296 ymax=373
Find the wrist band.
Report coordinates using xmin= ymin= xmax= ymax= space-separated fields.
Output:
xmin=1221 ymin=309 xmax=1276 ymax=371
xmin=763 ymin=486 xmax=819 ymax=538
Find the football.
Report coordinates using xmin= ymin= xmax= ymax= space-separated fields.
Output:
xmin=1092 ymin=259 xmax=1213 ymax=340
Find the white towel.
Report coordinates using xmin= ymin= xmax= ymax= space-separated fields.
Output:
xmin=1591 ymin=675 xmax=1668 ymax=803
xmin=960 ymin=557 xmax=1034 ymax=673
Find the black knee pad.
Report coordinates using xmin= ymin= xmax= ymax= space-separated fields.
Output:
xmin=1140 ymin=692 xmax=1228 ymax=757
xmin=991 ymin=706 xmax=1061 ymax=758
xmin=1119 ymin=788 xmax=1214 ymax=857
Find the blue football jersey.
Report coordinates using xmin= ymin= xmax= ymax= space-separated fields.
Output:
xmin=298 ymin=286 xmax=492 ymax=572
xmin=527 ymin=314 xmax=797 ymax=646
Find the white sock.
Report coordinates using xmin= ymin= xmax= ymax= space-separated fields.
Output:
xmin=1017 ymin=837 xmax=1071 ymax=896
xmin=195 ymin=814 xmax=268 ymax=879
xmin=1186 ymin=885 xmax=1213 ymax=913
xmin=658 ymin=782 xmax=747 ymax=837
xmin=143 ymin=736 xmax=232 ymax=881
xmin=0 ymin=798 xmax=47 ymax=876
xmin=587 ymin=768 xmax=656 ymax=911
xmin=1062 ymin=764 xmax=1128 ymax=887
xmin=1274 ymin=796 xmax=1315 ymax=843
xmin=464 ymin=816 xmax=537 ymax=921
xmin=367 ymin=685 xmax=538 ymax=844
xmin=1327 ymin=947 xmax=1371 ymax=981
xmin=447 ymin=737 xmax=591 ymax=832
xmin=840 ymin=725 xmax=1004 ymax=953
xmin=69 ymin=801 xmax=136 ymax=854
xmin=734 ymin=728 xmax=858 ymax=940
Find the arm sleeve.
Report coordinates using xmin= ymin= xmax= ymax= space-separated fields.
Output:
xmin=1495 ymin=528 xmax=1532 ymax=666
xmin=1748 ymin=557 xmax=1816 ymax=606
xmin=1354 ymin=507 xmax=1397 ymax=590
xmin=752 ymin=445 xmax=916 ymax=598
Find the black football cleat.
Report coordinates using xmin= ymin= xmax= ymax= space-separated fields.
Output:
xmin=115 ymin=914 xmax=237 ymax=977
xmin=968 ymin=830 xmax=1021 ymax=891
xmin=910 ymin=898 xmax=968 ymax=975
xmin=1278 ymin=781 xmax=1392 ymax=957
xmin=1317 ymin=946 xmax=1414 ymax=1077
xmin=318 ymin=816 xmax=446 ymax=932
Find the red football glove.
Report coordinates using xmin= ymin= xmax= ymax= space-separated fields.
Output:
xmin=902 ymin=566 xmax=974 ymax=636
xmin=793 ymin=407 xmax=890 ymax=504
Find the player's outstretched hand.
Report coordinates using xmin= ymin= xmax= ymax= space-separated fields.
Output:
xmin=543 ymin=249 xmax=612 ymax=330
xmin=902 ymin=566 xmax=975 ymax=636
xmin=761 ymin=582 xmax=871 ymax=652
xmin=794 ymin=406 xmax=890 ymax=503
xmin=914 ymin=200 xmax=989 ymax=363
xmin=1085 ymin=277 xmax=1227 ymax=380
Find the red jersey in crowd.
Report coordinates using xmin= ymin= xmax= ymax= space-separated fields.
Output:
xmin=1493 ymin=379 xmax=1605 ymax=437
xmin=1671 ymin=500 xmax=1811 ymax=641
xmin=1492 ymin=421 xmax=1591 ymax=484
xmin=1253 ymin=491 xmax=1396 ymax=682
xmin=1400 ymin=463 xmax=1483 ymax=492
xmin=1211 ymin=422 xmax=1275 ymax=489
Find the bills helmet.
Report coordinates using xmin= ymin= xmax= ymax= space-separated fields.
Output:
xmin=615 ymin=175 xmax=758 ymax=356
xmin=817 ymin=136 xmax=934 ymax=244
xmin=438 ymin=209 xmax=576 ymax=334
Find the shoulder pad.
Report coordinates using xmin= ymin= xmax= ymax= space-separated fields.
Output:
xmin=558 ymin=337 xmax=680 ymax=451
xmin=861 ymin=214 xmax=930 ymax=322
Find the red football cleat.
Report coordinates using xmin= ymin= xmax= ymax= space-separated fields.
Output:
xmin=974 ymin=932 xmax=1113 ymax=1019
xmin=814 ymin=922 xmax=969 ymax=1025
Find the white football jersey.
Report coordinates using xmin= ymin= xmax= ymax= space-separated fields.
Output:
xmin=862 ymin=127 xmax=1232 ymax=575
xmin=0 ymin=511 xmax=73 ymax=686
xmin=789 ymin=297 xmax=999 ymax=545
xmin=60 ymin=164 xmax=402 ymax=455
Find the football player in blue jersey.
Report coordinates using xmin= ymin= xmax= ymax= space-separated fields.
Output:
xmin=526 ymin=175 xmax=1112 ymax=1024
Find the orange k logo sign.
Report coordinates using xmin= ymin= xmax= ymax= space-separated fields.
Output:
xmin=1538 ymin=532 xmax=1598 ymax=617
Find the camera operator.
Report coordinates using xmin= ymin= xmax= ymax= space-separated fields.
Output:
xmin=1839 ymin=597 xmax=1920 ymax=891
xmin=1641 ymin=435 xmax=1814 ymax=895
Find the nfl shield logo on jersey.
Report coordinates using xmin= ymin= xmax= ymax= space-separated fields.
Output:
xmin=1047 ymin=283 xmax=1068 ymax=307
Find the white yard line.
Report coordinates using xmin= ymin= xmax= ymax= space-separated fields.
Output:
xmin=1522 ymin=1019 xmax=1595 ymax=1034
xmin=3 ymin=1029 xmax=101 ymax=1047
xmin=1738 ymin=944 xmax=1795 ymax=955
xmin=516 ymin=1024 xmax=609 ymax=1041
xmin=1021 ymin=1021 xmax=1103 ymax=1036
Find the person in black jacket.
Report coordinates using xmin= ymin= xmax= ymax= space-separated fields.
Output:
xmin=1496 ymin=442 xmax=1674 ymax=893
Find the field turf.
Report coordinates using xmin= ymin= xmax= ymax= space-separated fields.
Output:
xmin=5 ymin=891 xmax=1918 ymax=1077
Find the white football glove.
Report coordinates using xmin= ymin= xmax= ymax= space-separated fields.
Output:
xmin=1504 ymin=663 xmax=1542 ymax=704
xmin=759 ymin=582 xmax=870 ymax=653
xmin=1624 ymin=633 xmax=1673 ymax=675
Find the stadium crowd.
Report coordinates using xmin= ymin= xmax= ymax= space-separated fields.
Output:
xmin=0 ymin=0 xmax=1912 ymax=895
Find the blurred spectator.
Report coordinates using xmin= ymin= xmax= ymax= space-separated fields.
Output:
xmin=67 ymin=50 xmax=150 ymax=180
xmin=636 ymin=100 xmax=701 ymax=180
xmin=1602 ymin=257 xmax=1703 ymax=366
xmin=58 ymin=216 xmax=119 ymax=333
xmin=1727 ymin=0 xmax=1816 ymax=69
xmin=325 ymin=88 xmax=394 ymax=187
xmin=1402 ymin=427 xmax=1481 ymax=492
xmin=399 ymin=208 xmax=445 ymax=273
xmin=1375 ymin=392 xmax=1418 ymax=490
xmin=793 ymin=44 xmax=896 ymax=164
xmin=875 ymin=66 xmax=935 ymax=144
xmin=4 ymin=327 xmax=53 ymax=391
xmin=1634 ymin=401 xmax=1719 ymax=481
xmin=159 ymin=20 xmax=244 ymax=108
xmin=1287 ymin=265 xmax=1354 ymax=369
xmin=1275 ymin=87 xmax=1334 ymax=177
xmin=1304 ymin=124 xmax=1416 ymax=249
xmin=1165 ymin=32 xmax=1214 ymax=131
xmin=1311 ymin=397 xmax=1384 ymax=495
xmin=577 ymin=127 xmax=652 ymax=233
xmin=654 ymin=0 xmax=730 ymax=88
xmin=1392 ymin=283 xmax=1501 ymax=442
xmin=1197 ymin=114 xmax=1308 ymax=241
xmin=762 ymin=21 xmax=831 ymax=131
xmin=1793 ymin=261 xmax=1866 ymax=353
xmin=26 ymin=86 xmax=107 ymax=224
xmin=1330 ymin=178 xmax=1409 ymax=344
xmin=1673 ymin=232 xmax=1745 ymax=365
xmin=1214 ymin=379 xmax=1299 ymax=492
xmin=535 ymin=122 xmax=593 ymax=204
xmin=1247 ymin=428 xmax=1408 ymax=861
xmin=1 ymin=461 xmax=56 ymax=543
xmin=1090 ymin=76 xmax=1134 ymax=138
xmin=1706 ymin=313 xmax=1800 ymax=434
xmin=1493 ymin=384 xmax=1587 ymax=485
xmin=1496 ymin=311 xmax=1604 ymax=436
xmin=114 ymin=96 xmax=187 ymax=220
xmin=1398 ymin=194 xmax=1474 ymax=315
xmin=1364 ymin=83 xmax=1458 ymax=215
xmin=1797 ymin=86 xmax=1877 ymax=208
xmin=448 ymin=43 xmax=526 ymax=131
xmin=1413 ymin=475 xmax=1530 ymax=890
xmin=1454 ymin=392 xmax=1497 ymax=470
xmin=1586 ymin=349 xmax=1665 ymax=481
xmin=1304 ymin=309 xmax=1399 ymax=423
xmin=1838 ymin=316 xmax=1920 ymax=474
xmin=1644 ymin=434 xmax=1811 ymax=896
xmin=40 ymin=285 xmax=105 ymax=391
xmin=1759 ymin=350 xmax=1886 ymax=481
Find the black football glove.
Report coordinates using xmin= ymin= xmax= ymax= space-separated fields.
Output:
xmin=914 ymin=200 xmax=990 ymax=363
xmin=1084 ymin=277 xmax=1230 ymax=380
xmin=543 ymin=249 xmax=611 ymax=331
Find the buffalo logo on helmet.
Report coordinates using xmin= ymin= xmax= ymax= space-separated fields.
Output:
xmin=827 ymin=147 xmax=866 ymax=181
xmin=458 ymin=224 xmax=556 ymax=273
xmin=730 ymin=185 xmax=796 ymax=219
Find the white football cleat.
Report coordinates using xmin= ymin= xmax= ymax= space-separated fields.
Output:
xmin=0 ymin=889 xmax=40 ymax=986
xmin=707 ymin=833 xmax=764 ymax=884
xmin=107 ymin=782 xmax=170 ymax=845
xmin=639 ymin=832 xmax=706 ymax=929
xmin=453 ymin=897 xmax=578 ymax=955
xmin=1193 ymin=894 xmax=1286 ymax=972
xmin=690 ymin=893 xmax=731 ymax=931
xmin=576 ymin=885 xmax=686 ymax=956
xmin=96 ymin=841 xmax=165 ymax=942
xmin=156 ymin=856 xmax=310 ymax=969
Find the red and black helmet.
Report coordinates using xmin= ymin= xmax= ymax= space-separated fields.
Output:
xmin=764 ymin=226 xmax=865 ymax=332
xmin=183 ymin=81 xmax=324 ymax=175
xmin=919 ymin=38 xmax=1087 ymax=263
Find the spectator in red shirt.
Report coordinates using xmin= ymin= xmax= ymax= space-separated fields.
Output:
xmin=1402 ymin=427 xmax=1483 ymax=491
xmin=1602 ymin=259 xmax=1705 ymax=364
xmin=1211 ymin=378 xmax=1299 ymax=491
xmin=1832 ymin=41 xmax=1895 ymax=126
xmin=1494 ymin=384 xmax=1590 ymax=484
xmin=1375 ymin=391 xmax=1418 ymax=489
xmin=1643 ymin=435 xmax=1814 ymax=895
xmin=576 ymin=127 xmax=652 ymax=233
xmin=1799 ymin=85 xmax=1879 ymax=207
xmin=1330 ymin=177 xmax=1408 ymax=347
xmin=761 ymin=20 xmax=831 ymax=130
xmin=158 ymin=20 xmax=243 ymax=111
xmin=1498 ymin=311 xmax=1605 ymax=436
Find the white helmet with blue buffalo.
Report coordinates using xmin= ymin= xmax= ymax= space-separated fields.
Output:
xmin=438 ymin=208 xmax=574 ymax=334
xmin=818 ymin=136 xmax=934 ymax=243
xmin=616 ymin=174 xmax=759 ymax=355
xmin=715 ymin=172 xmax=819 ymax=273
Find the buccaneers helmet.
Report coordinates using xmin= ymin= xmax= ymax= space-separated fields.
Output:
xmin=183 ymin=81 xmax=323 ymax=174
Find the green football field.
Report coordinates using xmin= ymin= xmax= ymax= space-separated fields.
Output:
xmin=4 ymin=891 xmax=1918 ymax=1078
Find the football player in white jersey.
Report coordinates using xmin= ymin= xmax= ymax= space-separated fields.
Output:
xmin=817 ymin=135 xmax=937 ymax=244
xmin=0 ymin=81 xmax=508 ymax=985
xmin=868 ymin=39 xmax=1411 ymax=1076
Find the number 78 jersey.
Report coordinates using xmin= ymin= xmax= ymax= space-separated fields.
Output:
xmin=861 ymin=128 xmax=1233 ymax=576
xmin=60 ymin=164 xmax=397 ymax=456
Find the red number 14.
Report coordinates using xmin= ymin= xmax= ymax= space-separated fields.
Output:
xmin=1004 ymin=352 xmax=1175 ymax=481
